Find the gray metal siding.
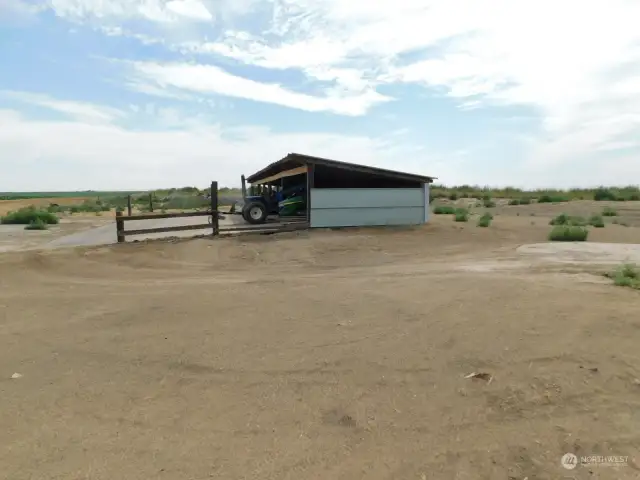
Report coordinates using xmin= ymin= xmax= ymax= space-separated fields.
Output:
xmin=310 ymin=188 xmax=426 ymax=228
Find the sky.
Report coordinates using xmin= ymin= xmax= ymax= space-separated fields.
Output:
xmin=1 ymin=0 xmax=640 ymax=191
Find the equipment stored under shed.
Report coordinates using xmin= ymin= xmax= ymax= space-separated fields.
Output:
xmin=243 ymin=153 xmax=436 ymax=228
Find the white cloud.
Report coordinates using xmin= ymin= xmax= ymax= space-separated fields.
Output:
xmin=127 ymin=61 xmax=391 ymax=116
xmin=6 ymin=0 xmax=640 ymax=184
xmin=48 ymin=0 xmax=212 ymax=23
xmin=0 ymin=107 xmax=422 ymax=191
xmin=166 ymin=0 xmax=212 ymax=21
xmin=0 ymin=90 xmax=125 ymax=123
xmin=177 ymin=0 xmax=640 ymax=163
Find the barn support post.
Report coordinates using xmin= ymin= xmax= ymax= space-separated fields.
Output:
xmin=210 ymin=181 xmax=219 ymax=236
xmin=127 ymin=195 xmax=132 ymax=216
xmin=306 ymin=163 xmax=315 ymax=224
xmin=241 ymin=175 xmax=247 ymax=200
xmin=423 ymin=182 xmax=430 ymax=223
xmin=116 ymin=211 xmax=125 ymax=243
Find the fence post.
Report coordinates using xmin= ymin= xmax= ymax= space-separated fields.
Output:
xmin=211 ymin=181 xmax=219 ymax=236
xmin=116 ymin=211 xmax=125 ymax=243
xmin=127 ymin=195 xmax=132 ymax=216
xmin=149 ymin=193 xmax=154 ymax=213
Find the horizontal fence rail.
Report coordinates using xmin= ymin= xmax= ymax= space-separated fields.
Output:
xmin=114 ymin=180 xmax=309 ymax=243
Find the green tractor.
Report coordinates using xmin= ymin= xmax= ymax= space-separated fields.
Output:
xmin=235 ymin=177 xmax=306 ymax=225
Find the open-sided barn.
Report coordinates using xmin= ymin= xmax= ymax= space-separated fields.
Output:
xmin=245 ymin=153 xmax=436 ymax=228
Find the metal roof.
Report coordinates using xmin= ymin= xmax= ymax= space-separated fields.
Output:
xmin=246 ymin=153 xmax=436 ymax=184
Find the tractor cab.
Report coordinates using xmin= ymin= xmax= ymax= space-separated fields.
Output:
xmin=237 ymin=175 xmax=306 ymax=224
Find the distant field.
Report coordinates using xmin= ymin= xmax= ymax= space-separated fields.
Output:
xmin=0 ymin=191 xmax=143 ymax=200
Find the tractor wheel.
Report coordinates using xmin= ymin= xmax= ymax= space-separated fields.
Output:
xmin=242 ymin=201 xmax=268 ymax=224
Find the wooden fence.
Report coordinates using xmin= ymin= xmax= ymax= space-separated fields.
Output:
xmin=114 ymin=181 xmax=308 ymax=243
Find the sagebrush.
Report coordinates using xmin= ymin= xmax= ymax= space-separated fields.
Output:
xmin=548 ymin=225 xmax=589 ymax=241
xmin=1 ymin=207 xmax=59 ymax=225
xmin=605 ymin=264 xmax=640 ymax=290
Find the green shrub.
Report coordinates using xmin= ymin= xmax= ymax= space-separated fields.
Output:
xmin=508 ymin=199 xmax=520 ymax=206
xmin=518 ymin=197 xmax=531 ymax=205
xmin=549 ymin=213 xmax=587 ymax=226
xmin=483 ymin=198 xmax=496 ymax=208
xmin=160 ymin=195 xmax=209 ymax=210
xmin=630 ymin=194 xmax=640 ymax=201
xmin=538 ymin=194 xmax=569 ymax=203
xmin=454 ymin=210 xmax=469 ymax=222
xmin=548 ymin=225 xmax=589 ymax=242
xmin=477 ymin=212 xmax=493 ymax=227
xmin=448 ymin=193 xmax=458 ymax=201
xmin=589 ymin=215 xmax=605 ymax=228
xmin=594 ymin=188 xmax=618 ymax=201
xmin=433 ymin=205 xmax=456 ymax=214
xmin=602 ymin=207 xmax=617 ymax=216
xmin=1 ymin=207 xmax=59 ymax=225
xmin=46 ymin=204 xmax=66 ymax=213
xmin=605 ymin=264 xmax=640 ymax=290
xmin=24 ymin=218 xmax=48 ymax=230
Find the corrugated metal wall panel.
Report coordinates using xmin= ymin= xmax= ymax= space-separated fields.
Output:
xmin=311 ymin=188 xmax=424 ymax=209
xmin=310 ymin=188 xmax=427 ymax=228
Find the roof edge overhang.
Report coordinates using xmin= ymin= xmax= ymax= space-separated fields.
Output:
xmin=249 ymin=165 xmax=308 ymax=185
xmin=246 ymin=152 xmax=436 ymax=184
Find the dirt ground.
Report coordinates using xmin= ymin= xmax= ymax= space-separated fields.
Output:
xmin=1 ymin=203 xmax=640 ymax=480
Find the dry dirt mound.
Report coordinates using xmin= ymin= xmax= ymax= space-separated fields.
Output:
xmin=517 ymin=242 xmax=640 ymax=265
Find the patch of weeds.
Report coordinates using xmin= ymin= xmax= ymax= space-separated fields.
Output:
xmin=548 ymin=225 xmax=589 ymax=242
xmin=477 ymin=212 xmax=493 ymax=227
xmin=454 ymin=208 xmax=469 ymax=222
xmin=593 ymin=188 xmax=618 ymax=201
xmin=549 ymin=213 xmax=587 ymax=226
xmin=24 ymin=218 xmax=48 ymax=230
xmin=604 ymin=264 xmax=640 ymax=290
xmin=508 ymin=198 xmax=532 ymax=206
xmin=448 ymin=193 xmax=458 ymax=201
xmin=538 ymin=194 xmax=569 ymax=203
xmin=602 ymin=207 xmax=617 ymax=216
xmin=483 ymin=198 xmax=496 ymax=208
xmin=630 ymin=194 xmax=640 ymax=201
xmin=433 ymin=205 xmax=456 ymax=214
xmin=588 ymin=215 xmax=605 ymax=227
xmin=1 ymin=207 xmax=59 ymax=225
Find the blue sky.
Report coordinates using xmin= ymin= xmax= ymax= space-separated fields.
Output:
xmin=1 ymin=0 xmax=640 ymax=190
